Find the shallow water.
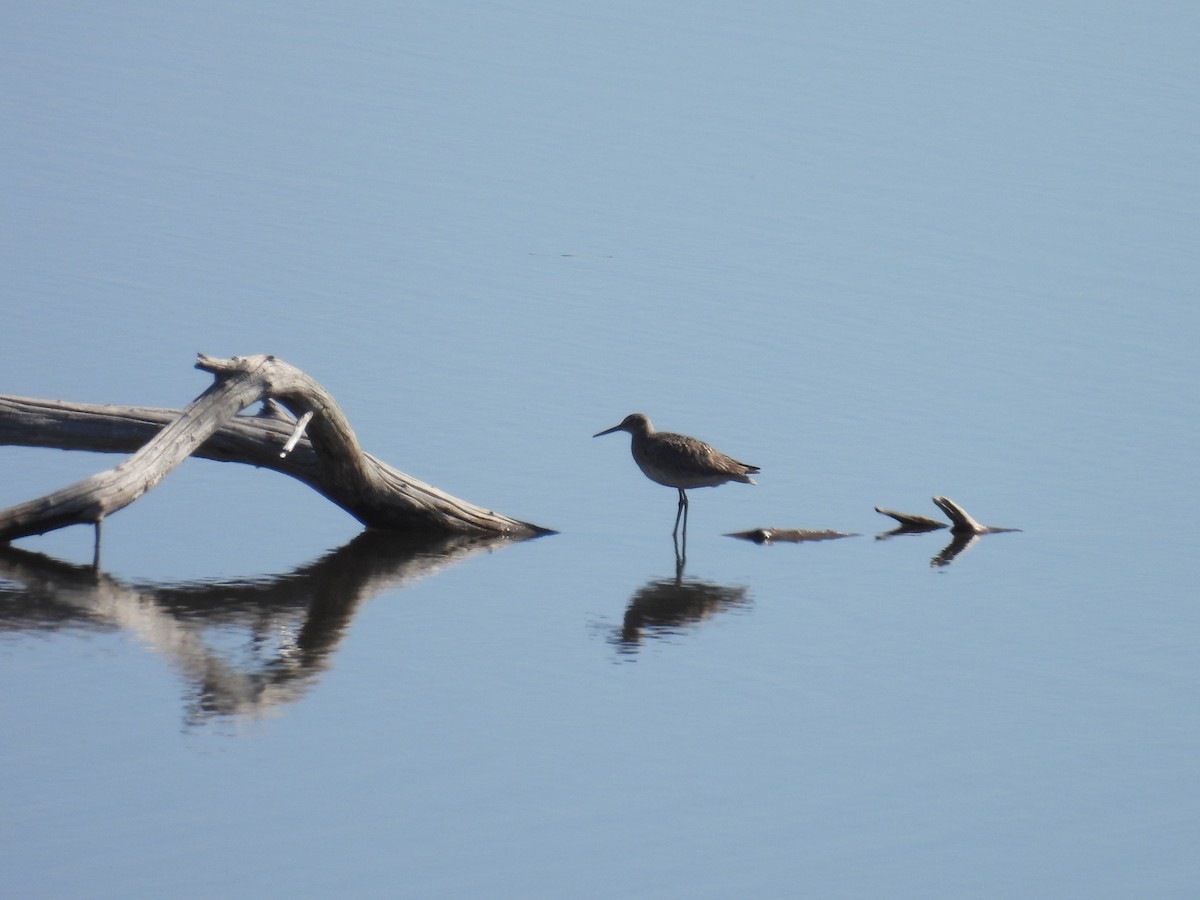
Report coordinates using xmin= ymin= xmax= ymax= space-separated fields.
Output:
xmin=2 ymin=2 xmax=1198 ymax=897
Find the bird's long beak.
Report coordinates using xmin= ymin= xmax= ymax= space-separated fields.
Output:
xmin=593 ymin=423 xmax=623 ymax=438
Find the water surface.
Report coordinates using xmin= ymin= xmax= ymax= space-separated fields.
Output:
xmin=2 ymin=2 xmax=1197 ymax=897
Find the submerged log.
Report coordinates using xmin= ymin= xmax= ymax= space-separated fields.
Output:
xmin=0 ymin=354 xmax=552 ymax=542
xmin=872 ymin=507 xmax=947 ymax=533
xmin=725 ymin=528 xmax=858 ymax=544
xmin=875 ymin=496 xmax=1019 ymax=536
xmin=875 ymin=497 xmax=1020 ymax=568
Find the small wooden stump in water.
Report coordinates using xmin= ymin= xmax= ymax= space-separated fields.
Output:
xmin=0 ymin=353 xmax=552 ymax=544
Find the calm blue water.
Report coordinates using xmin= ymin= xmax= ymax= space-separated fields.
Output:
xmin=2 ymin=2 xmax=1198 ymax=897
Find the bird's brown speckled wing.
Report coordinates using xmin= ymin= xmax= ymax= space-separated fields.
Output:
xmin=655 ymin=431 xmax=757 ymax=478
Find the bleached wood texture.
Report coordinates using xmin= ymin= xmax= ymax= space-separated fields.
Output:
xmin=0 ymin=354 xmax=551 ymax=541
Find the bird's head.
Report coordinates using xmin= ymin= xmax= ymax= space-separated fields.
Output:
xmin=593 ymin=413 xmax=652 ymax=438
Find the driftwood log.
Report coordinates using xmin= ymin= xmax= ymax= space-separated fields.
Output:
xmin=874 ymin=496 xmax=1019 ymax=536
xmin=874 ymin=496 xmax=1020 ymax=568
xmin=0 ymin=354 xmax=552 ymax=542
xmin=723 ymin=498 xmax=1018 ymax=568
xmin=725 ymin=528 xmax=857 ymax=544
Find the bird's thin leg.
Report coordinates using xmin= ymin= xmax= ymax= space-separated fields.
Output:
xmin=672 ymin=489 xmax=691 ymax=540
xmin=677 ymin=500 xmax=688 ymax=570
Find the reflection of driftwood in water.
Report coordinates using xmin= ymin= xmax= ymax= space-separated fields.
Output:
xmin=874 ymin=496 xmax=1020 ymax=568
xmin=0 ymin=530 xmax=518 ymax=723
xmin=612 ymin=574 xmax=750 ymax=652
xmin=0 ymin=354 xmax=552 ymax=543
xmin=928 ymin=532 xmax=983 ymax=569
xmin=725 ymin=528 xmax=857 ymax=544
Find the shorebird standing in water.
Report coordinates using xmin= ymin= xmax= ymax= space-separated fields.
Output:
xmin=593 ymin=413 xmax=759 ymax=536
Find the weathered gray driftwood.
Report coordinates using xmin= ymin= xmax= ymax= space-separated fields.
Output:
xmin=725 ymin=527 xmax=858 ymax=544
xmin=0 ymin=354 xmax=551 ymax=542
xmin=875 ymin=498 xmax=1020 ymax=568
xmin=872 ymin=507 xmax=948 ymax=532
xmin=875 ymin=496 xmax=1019 ymax=535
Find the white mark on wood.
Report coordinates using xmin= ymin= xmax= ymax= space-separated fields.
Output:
xmin=280 ymin=410 xmax=314 ymax=458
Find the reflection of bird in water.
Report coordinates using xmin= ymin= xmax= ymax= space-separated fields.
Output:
xmin=593 ymin=413 xmax=759 ymax=536
xmin=612 ymin=574 xmax=750 ymax=653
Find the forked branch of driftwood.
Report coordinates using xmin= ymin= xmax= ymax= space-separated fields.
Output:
xmin=875 ymin=496 xmax=1019 ymax=535
xmin=875 ymin=497 xmax=1020 ymax=568
xmin=0 ymin=354 xmax=552 ymax=542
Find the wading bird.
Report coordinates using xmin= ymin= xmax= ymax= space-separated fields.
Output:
xmin=593 ymin=413 xmax=759 ymax=535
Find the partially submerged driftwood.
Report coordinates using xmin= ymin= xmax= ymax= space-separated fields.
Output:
xmin=725 ymin=528 xmax=858 ymax=544
xmin=0 ymin=354 xmax=552 ymax=543
xmin=875 ymin=496 xmax=1020 ymax=568
xmin=875 ymin=496 xmax=1019 ymax=536
xmin=725 ymin=497 xmax=1017 ymax=564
